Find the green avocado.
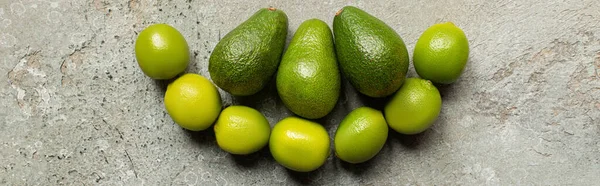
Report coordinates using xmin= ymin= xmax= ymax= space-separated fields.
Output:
xmin=333 ymin=6 xmax=409 ymax=98
xmin=276 ymin=19 xmax=340 ymax=119
xmin=209 ymin=8 xmax=288 ymax=96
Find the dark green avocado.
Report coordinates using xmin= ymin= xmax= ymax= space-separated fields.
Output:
xmin=209 ymin=8 xmax=288 ymax=96
xmin=333 ymin=6 xmax=409 ymax=98
xmin=276 ymin=19 xmax=340 ymax=119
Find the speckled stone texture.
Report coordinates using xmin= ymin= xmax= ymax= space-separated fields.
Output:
xmin=1 ymin=0 xmax=599 ymax=185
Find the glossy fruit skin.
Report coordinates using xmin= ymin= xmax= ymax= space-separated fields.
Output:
xmin=135 ymin=24 xmax=189 ymax=80
xmin=209 ymin=8 xmax=288 ymax=96
xmin=214 ymin=106 xmax=271 ymax=155
xmin=269 ymin=117 xmax=330 ymax=172
xmin=413 ymin=22 xmax=469 ymax=84
xmin=384 ymin=78 xmax=442 ymax=134
xmin=334 ymin=107 xmax=388 ymax=164
xmin=333 ymin=6 xmax=409 ymax=98
xmin=276 ymin=19 xmax=340 ymax=119
xmin=164 ymin=74 xmax=222 ymax=131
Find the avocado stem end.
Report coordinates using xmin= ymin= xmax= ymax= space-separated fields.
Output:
xmin=335 ymin=8 xmax=343 ymax=16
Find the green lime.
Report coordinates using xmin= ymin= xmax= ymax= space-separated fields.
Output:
xmin=214 ymin=106 xmax=271 ymax=155
xmin=135 ymin=24 xmax=189 ymax=79
xmin=413 ymin=22 xmax=469 ymax=84
xmin=384 ymin=78 xmax=441 ymax=134
xmin=164 ymin=73 xmax=222 ymax=131
xmin=269 ymin=117 xmax=330 ymax=172
xmin=334 ymin=107 xmax=388 ymax=164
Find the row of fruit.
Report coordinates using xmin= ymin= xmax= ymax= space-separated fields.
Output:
xmin=134 ymin=6 xmax=469 ymax=172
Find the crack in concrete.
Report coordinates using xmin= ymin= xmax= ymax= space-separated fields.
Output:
xmin=103 ymin=119 xmax=126 ymax=141
xmin=532 ymin=148 xmax=552 ymax=157
xmin=60 ymin=33 xmax=97 ymax=86
xmin=100 ymin=150 xmax=109 ymax=164
xmin=101 ymin=118 xmax=138 ymax=178
xmin=124 ymin=150 xmax=138 ymax=178
xmin=60 ymin=37 xmax=94 ymax=74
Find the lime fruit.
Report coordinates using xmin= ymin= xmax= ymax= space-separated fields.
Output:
xmin=269 ymin=117 xmax=330 ymax=172
xmin=413 ymin=22 xmax=469 ymax=84
xmin=164 ymin=73 xmax=222 ymax=131
xmin=384 ymin=78 xmax=442 ymax=134
xmin=334 ymin=107 xmax=388 ymax=164
xmin=135 ymin=24 xmax=189 ymax=79
xmin=214 ymin=106 xmax=271 ymax=155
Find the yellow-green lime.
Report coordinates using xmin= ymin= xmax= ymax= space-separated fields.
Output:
xmin=164 ymin=73 xmax=222 ymax=131
xmin=334 ymin=107 xmax=388 ymax=164
xmin=214 ymin=106 xmax=270 ymax=155
xmin=269 ymin=117 xmax=330 ymax=172
xmin=384 ymin=78 xmax=441 ymax=134
xmin=135 ymin=24 xmax=189 ymax=79
xmin=413 ymin=22 xmax=469 ymax=84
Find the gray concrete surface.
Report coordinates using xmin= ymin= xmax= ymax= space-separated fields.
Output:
xmin=1 ymin=0 xmax=599 ymax=185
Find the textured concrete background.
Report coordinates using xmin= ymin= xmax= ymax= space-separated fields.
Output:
xmin=1 ymin=0 xmax=599 ymax=185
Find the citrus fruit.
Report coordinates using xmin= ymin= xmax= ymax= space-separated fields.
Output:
xmin=384 ymin=78 xmax=441 ymax=134
xmin=164 ymin=73 xmax=221 ymax=131
xmin=214 ymin=106 xmax=270 ymax=155
xmin=413 ymin=22 xmax=469 ymax=84
xmin=269 ymin=117 xmax=330 ymax=172
xmin=135 ymin=23 xmax=189 ymax=79
xmin=334 ymin=107 xmax=388 ymax=164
